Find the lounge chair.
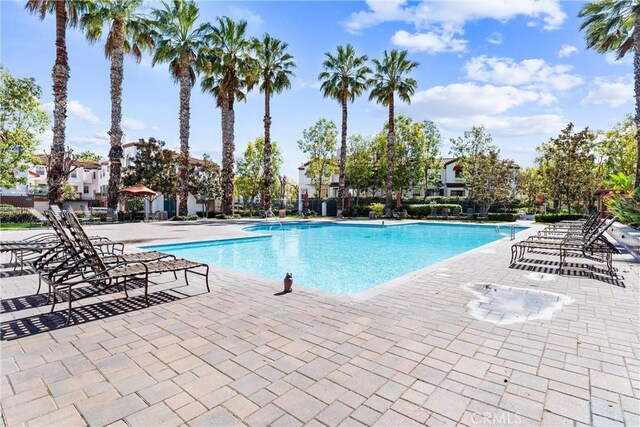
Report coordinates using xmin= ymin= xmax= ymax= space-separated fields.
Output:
xmin=428 ymin=207 xmax=439 ymax=219
xmin=28 ymin=208 xmax=50 ymax=227
xmin=452 ymin=207 xmax=461 ymax=218
xmin=477 ymin=207 xmax=488 ymax=220
xmin=392 ymin=209 xmax=408 ymax=219
xmin=510 ymin=217 xmax=619 ymax=278
xmin=80 ymin=205 xmax=97 ymax=223
xmin=41 ymin=211 xmax=210 ymax=325
xmin=301 ymin=208 xmax=317 ymax=218
xmin=442 ymin=207 xmax=450 ymax=219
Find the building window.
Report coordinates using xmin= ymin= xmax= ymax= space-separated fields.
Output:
xmin=83 ymin=185 xmax=89 ymax=194
xmin=35 ymin=166 xmax=45 ymax=175
xmin=450 ymin=190 xmax=464 ymax=197
xmin=93 ymin=172 xmax=97 ymax=179
xmin=70 ymin=171 xmax=77 ymax=178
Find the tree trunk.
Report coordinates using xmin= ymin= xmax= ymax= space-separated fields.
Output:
xmin=634 ymin=12 xmax=640 ymax=189
xmin=262 ymin=83 xmax=273 ymax=210
xmin=222 ymin=96 xmax=235 ymax=215
xmin=385 ymin=93 xmax=395 ymax=209
xmin=178 ymin=63 xmax=191 ymax=216
xmin=48 ymin=1 xmax=69 ymax=206
xmin=338 ymin=91 xmax=348 ymax=212
xmin=107 ymin=20 xmax=125 ymax=211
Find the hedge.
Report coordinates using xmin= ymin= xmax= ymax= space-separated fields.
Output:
xmin=404 ymin=203 xmax=463 ymax=217
xmin=534 ymin=213 xmax=586 ymax=223
xmin=0 ymin=210 xmax=37 ymax=223
xmin=170 ymin=215 xmax=199 ymax=221
xmin=487 ymin=213 xmax=518 ymax=222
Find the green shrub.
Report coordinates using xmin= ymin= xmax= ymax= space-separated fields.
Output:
xmin=606 ymin=187 xmax=640 ymax=228
xmin=0 ymin=210 xmax=37 ymax=223
xmin=487 ymin=213 xmax=518 ymax=222
xmin=170 ymin=215 xmax=198 ymax=221
xmin=403 ymin=203 xmax=462 ymax=217
xmin=367 ymin=202 xmax=385 ymax=218
xmin=534 ymin=213 xmax=586 ymax=223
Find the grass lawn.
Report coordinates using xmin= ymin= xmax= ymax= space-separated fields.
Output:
xmin=0 ymin=222 xmax=44 ymax=231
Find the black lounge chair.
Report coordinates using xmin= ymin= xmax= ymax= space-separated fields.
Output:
xmin=42 ymin=211 xmax=210 ymax=325
xmin=392 ymin=209 xmax=408 ymax=219
xmin=510 ymin=217 xmax=619 ymax=278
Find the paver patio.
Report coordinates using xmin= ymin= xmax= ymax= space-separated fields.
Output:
xmin=1 ymin=219 xmax=638 ymax=426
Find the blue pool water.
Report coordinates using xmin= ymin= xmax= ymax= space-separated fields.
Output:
xmin=143 ymin=222 xmax=527 ymax=295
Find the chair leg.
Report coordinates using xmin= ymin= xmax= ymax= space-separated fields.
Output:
xmin=65 ymin=285 xmax=73 ymax=327
xmin=204 ymin=265 xmax=210 ymax=292
xmin=36 ymin=275 xmax=42 ymax=295
xmin=184 ymin=270 xmax=189 ymax=286
xmin=144 ymin=275 xmax=149 ymax=306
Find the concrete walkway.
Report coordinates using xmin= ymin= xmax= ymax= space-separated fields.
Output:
xmin=1 ymin=219 xmax=638 ymax=426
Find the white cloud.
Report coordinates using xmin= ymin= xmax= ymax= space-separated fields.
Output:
xmin=69 ymin=129 xmax=110 ymax=146
xmin=436 ymin=114 xmax=566 ymax=137
xmin=227 ymin=6 xmax=265 ymax=28
xmin=605 ymin=53 xmax=633 ymax=65
xmin=391 ymin=30 xmax=467 ymax=54
xmin=41 ymin=100 xmax=101 ymax=124
xmin=581 ymin=76 xmax=633 ymax=108
xmin=464 ymin=55 xmax=583 ymax=91
xmin=122 ymin=117 xmax=158 ymax=131
xmin=557 ymin=44 xmax=578 ymax=58
xmin=486 ymin=32 xmax=503 ymax=45
xmin=346 ymin=0 xmax=566 ymax=33
xmin=344 ymin=0 xmax=566 ymax=52
xmin=37 ymin=129 xmax=53 ymax=146
xmin=295 ymin=78 xmax=321 ymax=90
xmin=410 ymin=83 xmax=556 ymax=116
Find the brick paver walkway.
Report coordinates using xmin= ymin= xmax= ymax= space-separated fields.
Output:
xmin=1 ymin=220 xmax=638 ymax=426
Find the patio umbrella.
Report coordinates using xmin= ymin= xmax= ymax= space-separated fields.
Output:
xmin=396 ymin=191 xmax=402 ymax=209
xmin=119 ymin=184 xmax=157 ymax=221
xmin=303 ymin=192 xmax=309 ymax=209
xmin=347 ymin=193 xmax=352 ymax=210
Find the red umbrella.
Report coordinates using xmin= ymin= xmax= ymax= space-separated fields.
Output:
xmin=119 ymin=184 xmax=157 ymax=220
xmin=347 ymin=193 xmax=352 ymax=209
xmin=118 ymin=183 xmax=157 ymax=197
xmin=396 ymin=191 xmax=402 ymax=209
xmin=303 ymin=192 xmax=309 ymax=208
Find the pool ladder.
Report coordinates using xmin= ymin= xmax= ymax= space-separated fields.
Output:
xmin=265 ymin=209 xmax=283 ymax=229
xmin=496 ymin=224 xmax=516 ymax=240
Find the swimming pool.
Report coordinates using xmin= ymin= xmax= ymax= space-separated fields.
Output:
xmin=143 ymin=222 xmax=527 ymax=295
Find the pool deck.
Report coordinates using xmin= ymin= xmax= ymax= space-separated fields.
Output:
xmin=1 ymin=219 xmax=638 ymax=426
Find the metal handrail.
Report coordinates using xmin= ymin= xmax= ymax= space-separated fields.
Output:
xmin=496 ymin=224 xmax=516 ymax=240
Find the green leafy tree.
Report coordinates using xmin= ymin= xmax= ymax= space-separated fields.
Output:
xmin=536 ymin=123 xmax=597 ymax=213
xmin=346 ymin=134 xmax=374 ymax=205
xmin=80 ymin=0 xmax=152 ymax=211
xmin=579 ymin=0 xmax=640 ymax=188
xmin=319 ymin=44 xmax=371 ymax=210
xmin=518 ymin=166 xmax=545 ymax=208
xmin=418 ymin=120 xmax=443 ymax=199
xmin=26 ymin=0 xmax=87 ymax=206
xmin=297 ymin=118 xmax=338 ymax=201
xmin=76 ymin=151 xmax=103 ymax=162
xmin=450 ymin=126 xmax=513 ymax=212
xmin=251 ymin=34 xmax=295 ymax=210
xmin=122 ymin=138 xmax=178 ymax=198
xmin=189 ymin=153 xmax=222 ymax=215
xmin=0 ymin=67 xmax=49 ymax=188
xmin=368 ymin=49 xmax=419 ymax=207
xmin=596 ymin=114 xmax=637 ymax=180
xmin=235 ymin=137 xmax=281 ymax=212
xmin=199 ymin=17 xmax=257 ymax=215
xmin=147 ymin=0 xmax=209 ymax=215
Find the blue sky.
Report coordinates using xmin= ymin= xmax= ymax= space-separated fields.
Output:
xmin=2 ymin=0 xmax=633 ymax=179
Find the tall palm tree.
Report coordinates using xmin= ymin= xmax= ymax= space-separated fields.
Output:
xmin=579 ymin=0 xmax=640 ymax=188
xmin=319 ymin=44 xmax=371 ymax=211
xmin=199 ymin=17 xmax=256 ymax=215
xmin=368 ymin=49 xmax=419 ymax=208
xmin=251 ymin=34 xmax=295 ymax=211
xmin=25 ymin=0 xmax=86 ymax=206
xmin=81 ymin=0 xmax=151 ymax=211
xmin=148 ymin=0 xmax=208 ymax=216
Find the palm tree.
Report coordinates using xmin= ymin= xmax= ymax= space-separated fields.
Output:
xmin=251 ymin=34 xmax=295 ymax=211
xmin=579 ymin=0 xmax=640 ymax=189
xmin=199 ymin=17 xmax=256 ymax=215
xmin=81 ymin=0 xmax=151 ymax=211
xmin=368 ymin=49 xmax=419 ymax=208
xmin=25 ymin=0 xmax=86 ymax=206
xmin=147 ymin=0 xmax=208 ymax=216
xmin=319 ymin=44 xmax=371 ymax=211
